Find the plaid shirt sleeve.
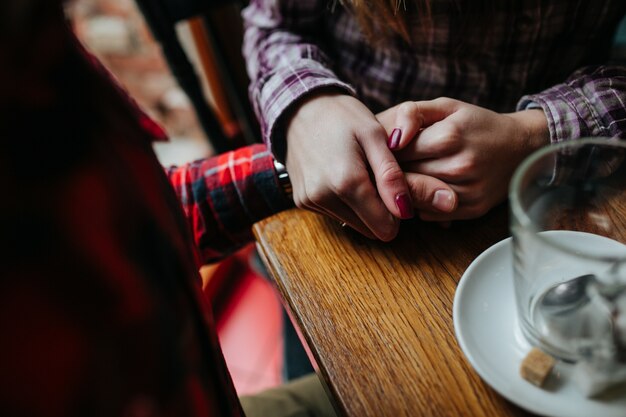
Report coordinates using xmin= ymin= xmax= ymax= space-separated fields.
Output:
xmin=518 ymin=65 xmax=626 ymax=143
xmin=166 ymin=144 xmax=293 ymax=264
xmin=242 ymin=0 xmax=355 ymax=160
xmin=82 ymin=37 xmax=293 ymax=265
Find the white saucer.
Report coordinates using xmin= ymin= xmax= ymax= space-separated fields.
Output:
xmin=453 ymin=237 xmax=626 ymax=417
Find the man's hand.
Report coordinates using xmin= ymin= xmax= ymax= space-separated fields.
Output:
xmin=378 ymin=98 xmax=549 ymax=221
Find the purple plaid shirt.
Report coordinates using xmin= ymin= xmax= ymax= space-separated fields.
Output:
xmin=242 ymin=0 xmax=626 ymax=157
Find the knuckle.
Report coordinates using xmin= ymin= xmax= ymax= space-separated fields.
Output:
xmin=440 ymin=122 xmax=462 ymax=141
xmin=376 ymin=159 xmax=404 ymax=186
xmin=331 ymin=171 xmax=369 ymax=199
xmin=408 ymin=179 xmax=430 ymax=204
xmin=356 ymin=122 xmax=386 ymax=141
xmin=306 ymin=183 xmax=332 ymax=206
xmin=294 ymin=178 xmax=334 ymax=208
xmin=292 ymin=192 xmax=309 ymax=209
xmin=398 ymin=101 xmax=420 ymax=119
xmin=433 ymin=96 xmax=456 ymax=106
xmin=293 ymin=189 xmax=311 ymax=209
xmin=447 ymin=156 xmax=476 ymax=179
xmin=431 ymin=127 xmax=462 ymax=154
xmin=431 ymin=138 xmax=452 ymax=155
xmin=446 ymin=163 xmax=467 ymax=179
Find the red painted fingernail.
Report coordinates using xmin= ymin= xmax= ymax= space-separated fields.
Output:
xmin=388 ymin=128 xmax=401 ymax=150
xmin=395 ymin=193 xmax=414 ymax=219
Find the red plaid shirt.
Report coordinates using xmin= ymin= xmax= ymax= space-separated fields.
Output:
xmin=0 ymin=12 xmax=290 ymax=417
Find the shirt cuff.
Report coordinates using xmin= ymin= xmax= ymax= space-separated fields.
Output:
xmin=521 ymin=100 xmax=542 ymax=110
xmin=517 ymin=85 xmax=607 ymax=144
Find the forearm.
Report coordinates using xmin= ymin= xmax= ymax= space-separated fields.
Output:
xmin=518 ymin=65 xmax=626 ymax=142
xmin=166 ymin=144 xmax=292 ymax=264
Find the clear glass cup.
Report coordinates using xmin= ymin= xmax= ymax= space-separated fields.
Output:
xmin=510 ymin=138 xmax=626 ymax=364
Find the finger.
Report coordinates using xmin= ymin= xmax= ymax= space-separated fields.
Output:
xmin=402 ymin=157 xmax=475 ymax=184
xmin=378 ymin=97 xmax=457 ymax=131
xmin=404 ymin=172 xmax=458 ymax=213
xmin=306 ymin=198 xmax=377 ymax=240
xmin=293 ymin=157 xmax=400 ymax=241
xmin=291 ymin=177 xmax=378 ymax=240
xmin=406 ymin=175 xmax=489 ymax=210
xmin=387 ymin=102 xmax=424 ymax=151
xmin=396 ymin=119 xmax=461 ymax=162
xmin=418 ymin=202 xmax=490 ymax=222
xmin=414 ymin=97 xmax=459 ymax=126
xmin=336 ymin=176 xmax=400 ymax=241
xmin=358 ymin=126 xmax=414 ymax=222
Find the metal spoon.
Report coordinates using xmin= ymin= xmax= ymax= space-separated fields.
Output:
xmin=537 ymin=273 xmax=622 ymax=363
xmin=538 ymin=274 xmax=596 ymax=316
xmin=536 ymin=273 xmax=602 ymax=358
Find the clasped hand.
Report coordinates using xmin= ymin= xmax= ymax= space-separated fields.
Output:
xmin=285 ymin=93 xmax=548 ymax=240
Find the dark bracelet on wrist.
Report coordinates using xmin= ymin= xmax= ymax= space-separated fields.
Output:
xmin=273 ymin=159 xmax=292 ymax=199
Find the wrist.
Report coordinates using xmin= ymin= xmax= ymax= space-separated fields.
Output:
xmin=285 ymin=87 xmax=351 ymax=140
xmin=510 ymin=109 xmax=550 ymax=153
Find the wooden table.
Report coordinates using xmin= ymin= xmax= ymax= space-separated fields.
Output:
xmin=253 ymin=205 xmax=536 ymax=417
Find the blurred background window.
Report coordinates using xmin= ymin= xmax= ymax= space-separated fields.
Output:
xmin=67 ymin=0 xmax=212 ymax=166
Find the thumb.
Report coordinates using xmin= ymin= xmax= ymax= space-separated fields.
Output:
xmin=358 ymin=126 xmax=414 ymax=221
xmin=405 ymin=172 xmax=458 ymax=213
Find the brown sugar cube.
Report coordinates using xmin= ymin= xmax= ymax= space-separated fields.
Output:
xmin=520 ymin=347 xmax=556 ymax=387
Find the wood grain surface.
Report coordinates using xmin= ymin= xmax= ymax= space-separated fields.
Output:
xmin=253 ymin=205 xmax=538 ymax=417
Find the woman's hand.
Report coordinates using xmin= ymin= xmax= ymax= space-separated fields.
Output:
xmin=378 ymin=98 xmax=549 ymax=221
xmin=284 ymin=91 xmax=413 ymax=241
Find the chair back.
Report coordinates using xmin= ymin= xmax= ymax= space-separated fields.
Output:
xmin=134 ymin=0 xmax=257 ymax=153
